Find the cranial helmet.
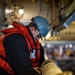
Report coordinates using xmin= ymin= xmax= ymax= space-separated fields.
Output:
xmin=32 ymin=16 xmax=50 ymax=37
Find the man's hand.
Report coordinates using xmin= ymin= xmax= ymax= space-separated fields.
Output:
xmin=34 ymin=67 xmax=41 ymax=74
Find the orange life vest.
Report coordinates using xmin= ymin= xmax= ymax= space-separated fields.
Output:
xmin=30 ymin=40 xmax=41 ymax=67
xmin=0 ymin=22 xmax=41 ymax=74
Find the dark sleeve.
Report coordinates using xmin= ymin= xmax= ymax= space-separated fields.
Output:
xmin=3 ymin=33 xmax=39 ymax=75
xmin=39 ymin=44 xmax=45 ymax=67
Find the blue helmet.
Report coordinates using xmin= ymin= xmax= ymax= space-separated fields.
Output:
xmin=32 ymin=16 xmax=50 ymax=37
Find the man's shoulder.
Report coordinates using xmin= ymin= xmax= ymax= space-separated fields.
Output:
xmin=4 ymin=33 xmax=26 ymax=42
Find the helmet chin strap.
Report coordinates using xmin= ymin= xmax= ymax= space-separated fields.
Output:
xmin=33 ymin=32 xmax=40 ymax=40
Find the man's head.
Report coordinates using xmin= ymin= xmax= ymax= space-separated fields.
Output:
xmin=31 ymin=16 xmax=50 ymax=37
xmin=28 ymin=16 xmax=50 ymax=40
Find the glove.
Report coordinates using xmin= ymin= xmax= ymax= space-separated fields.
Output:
xmin=34 ymin=67 xmax=41 ymax=74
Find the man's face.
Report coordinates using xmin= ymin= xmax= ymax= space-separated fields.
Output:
xmin=29 ymin=27 xmax=40 ymax=40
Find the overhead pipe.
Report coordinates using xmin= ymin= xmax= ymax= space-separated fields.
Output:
xmin=53 ymin=9 xmax=75 ymax=33
xmin=31 ymin=0 xmax=37 ymax=3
